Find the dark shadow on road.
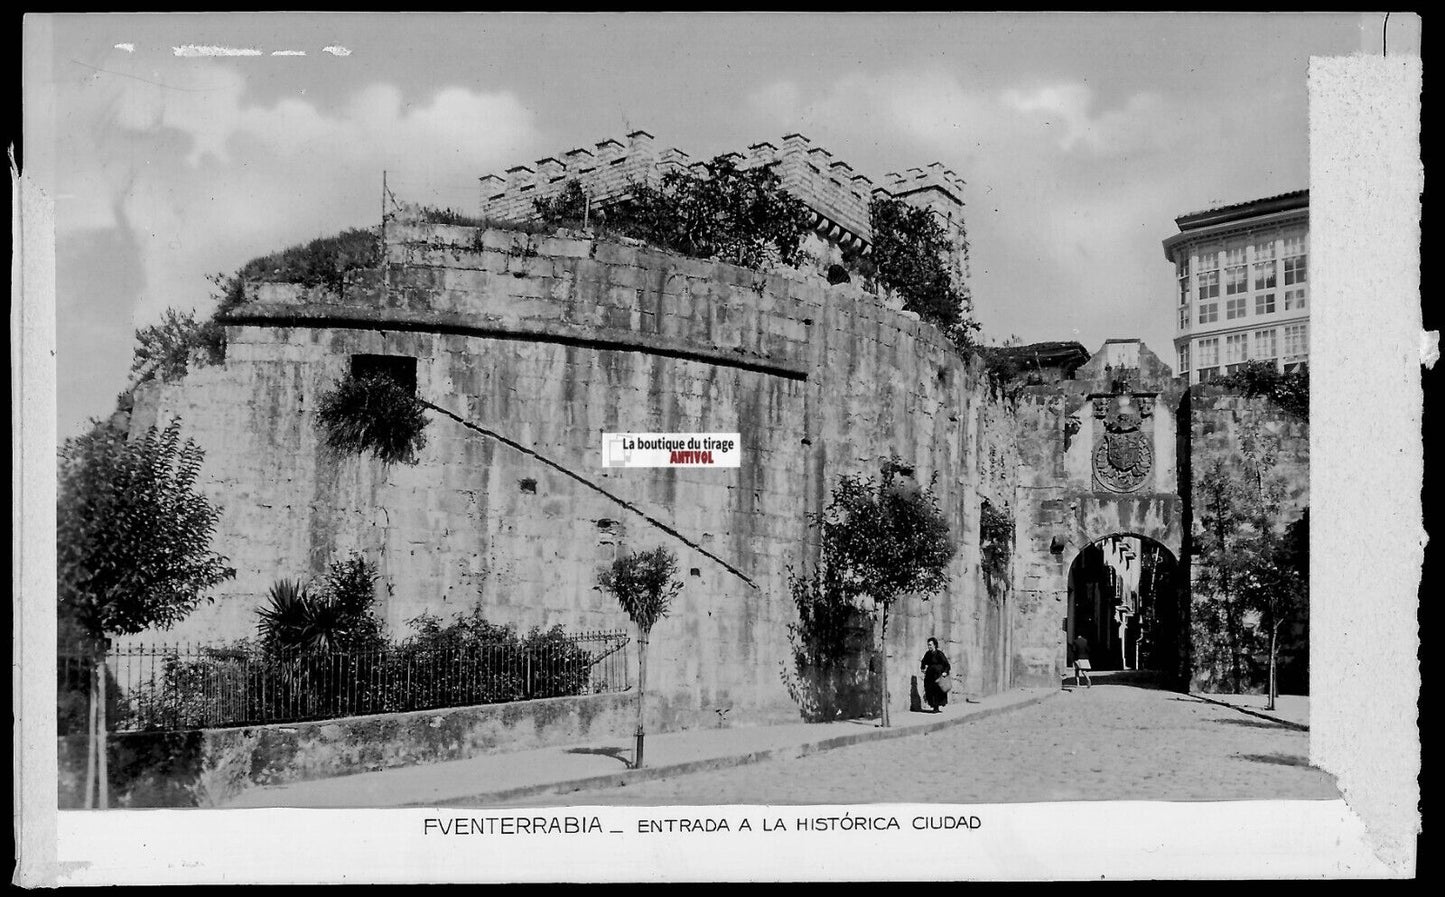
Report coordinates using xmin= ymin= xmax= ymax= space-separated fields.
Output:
xmin=1213 ymin=716 xmax=1297 ymax=731
xmin=1238 ymin=752 xmax=1312 ymax=768
xmin=564 ymin=745 xmax=631 ymax=766
xmin=1058 ymin=672 xmax=1176 ymax=691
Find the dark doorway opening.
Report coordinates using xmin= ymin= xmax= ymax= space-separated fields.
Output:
xmin=1066 ymin=535 xmax=1179 ymax=674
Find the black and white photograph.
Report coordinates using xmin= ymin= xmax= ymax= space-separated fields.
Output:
xmin=15 ymin=12 xmax=1424 ymax=883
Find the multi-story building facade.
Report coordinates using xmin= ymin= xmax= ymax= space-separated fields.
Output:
xmin=1164 ymin=190 xmax=1309 ymax=384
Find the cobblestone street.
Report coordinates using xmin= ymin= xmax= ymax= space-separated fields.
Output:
xmin=475 ymin=684 xmax=1338 ymax=807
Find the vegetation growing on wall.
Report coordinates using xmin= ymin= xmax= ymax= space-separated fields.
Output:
xmin=533 ymin=179 xmax=591 ymax=227
xmin=316 ymin=372 xmax=431 ymax=465
xmin=1211 ymin=360 xmax=1309 ymax=420
xmin=607 ymin=155 xmax=813 ymax=270
xmin=781 ymin=562 xmax=875 ymax=723
xmin=979 ymin=499 xmax=1015 ymax=594
xmin=863 ymin=197 xmax=979 ymax=348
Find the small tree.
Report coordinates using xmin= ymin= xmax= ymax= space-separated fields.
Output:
xmin=819 ymin=458 xmax=955 ymax=727
xmin=57 ymin=417 xmax=235 ymax=807
xmin=597 ymin=547 xmax=682 ymax=768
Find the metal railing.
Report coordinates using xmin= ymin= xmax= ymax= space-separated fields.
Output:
xmin=58 ymin=630 xmax=632 ymax=734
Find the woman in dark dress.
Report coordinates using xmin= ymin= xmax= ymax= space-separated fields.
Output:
xmin=920 ymin=637 xmax=951 ymax=712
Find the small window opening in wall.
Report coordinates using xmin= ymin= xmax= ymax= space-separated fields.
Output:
xmin=690 ymin=568 xmax=701 ymax=577
xmin=351 ymin=354 xmax=418 ymax=393
xmin=518 ymin=478 xmax=537 ymax=494
xmin=596 ymin=518 xmax=617 ymax=533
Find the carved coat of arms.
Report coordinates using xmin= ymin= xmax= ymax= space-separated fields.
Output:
xmin=1092 ymin=394 xmax=1154 ymax=493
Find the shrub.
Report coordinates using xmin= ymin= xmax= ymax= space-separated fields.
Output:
xmin=533 ymin=180 xmax=591 ymax=227
xmin=316 ymin=372 xmax=431 ymax=465
xmin=131 ymin=308 xmax=223 ymax=383
xmin=235 ymin=227 xmax=380 ymax=291
xmin=255 ymin=553 xmax=384 ymax=655
xmin=416 ymin=206 xmax=491 ymax=228
xmin=608 ymin=155 xmax=813 ymax=270
xmin=867 ymin=197 xmax=978 ymax=343
xmin=1212 ymin=360 xmax=1309 ymax=420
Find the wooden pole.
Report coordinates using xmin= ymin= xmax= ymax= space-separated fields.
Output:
xmin=97 ymin=643 xmax=110 ymax=809
xmin=634 ymin=630 xmax=648 ymax=769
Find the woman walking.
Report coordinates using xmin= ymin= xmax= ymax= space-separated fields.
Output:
xmin=920 ymin=637 xmax=951 ymax=713
xmin=1072 ymin=634 xmax=1093 ymax=688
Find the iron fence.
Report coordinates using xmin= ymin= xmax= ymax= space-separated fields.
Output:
xmin=58 ymin=630 xmax=632 ymax=734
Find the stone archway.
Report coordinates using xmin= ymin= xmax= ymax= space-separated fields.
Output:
xmin=1065 ymin=534 xmax=1180 ymax=675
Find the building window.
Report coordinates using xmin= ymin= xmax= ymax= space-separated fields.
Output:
xmin=1225 ymin=246 xmax=1248 ymax=296
xmin=1283 ymin=235 xmax=1307 ymax=285
xmin=1197 ymin=270 xmax=1219 ymax=301
xmin=1284 ymin=287 xmax=1308 ymax=311
xmin=1226 ymin=297 xmax=1247 ymax=319
xmin=1196 ymin=246 xmax=1219 ymax=301
xmin=1254 ymin=328 xmax=1277 ymax=360
xmin=1253 ymin=238 xmax=1277 ymax=290
xmin=1179 ymin=307 xmax=1190 ymax=330
xmin=1199 ymin=302 xmax=1218 ymax=324
xmin=1256 ymin=292 xmax=1276 ymax=315
xmin=1177 ymin=257 xmax=1191 ymax=308
xmin=1225 ymin=333 xmax=1248 ymax=373
xmin=1177 ymin=344 xmax=1190 ymax=374
xmin=1283 ymin=323 xmax=1308 ymax=372
xmin=1197 ymin=337 xmax=1219 ymax=369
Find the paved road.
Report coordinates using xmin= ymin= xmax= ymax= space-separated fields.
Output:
xmin=464 ymin=683 xmax=1338 ymax=807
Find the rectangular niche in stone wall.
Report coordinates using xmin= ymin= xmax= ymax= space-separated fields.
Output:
xmin=351 ymin=354 xmax=418 ymax=393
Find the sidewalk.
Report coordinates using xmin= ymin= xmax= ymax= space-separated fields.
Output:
xmin=222 ymin=687 xmax=1056 ymax=809
xmin=1190 ymin=692 xmax=1309 ymax=730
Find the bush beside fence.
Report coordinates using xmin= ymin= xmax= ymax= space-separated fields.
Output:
xmin=58 ymin=629 xmax=631 ymax=734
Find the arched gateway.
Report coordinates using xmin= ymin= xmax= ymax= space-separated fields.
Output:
xmin=1066 ymin=535 xmax=1180 ymax=674
xmin=1006 ymin=339 xmax=1188 ymax=688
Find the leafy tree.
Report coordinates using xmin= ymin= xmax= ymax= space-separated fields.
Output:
xmin=57 ymin=417 xmax=235 ymax=807
xmin=597 ymin=547 xmax=682 ymax=768
xmin=611 ymin=155 xmax=813 ymax=269
xmin=867 ymin=197 xmax=978 ymax=346
xmin=1190 ymin=422 xmax=1306 ymax=700
xmin=316 ymin=373 xmax=431 ymax=465
xmin=818 ymin=458 xmax=955 ymax=727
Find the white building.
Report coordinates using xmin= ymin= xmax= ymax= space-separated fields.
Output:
xmin=1164 ymin=190 xmax=1309 ymax=384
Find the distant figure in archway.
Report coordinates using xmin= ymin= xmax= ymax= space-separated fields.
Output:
xmin=920 ymin=638 xmax=951 ymax=712
xmin=1072 ymin=634 xmax=1093 ymax=688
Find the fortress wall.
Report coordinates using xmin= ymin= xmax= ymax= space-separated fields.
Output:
xmin=1188 ymin=389 xmax=1310 ymax=522
xmin=128 ymin=224 xmax=1019 ymax=729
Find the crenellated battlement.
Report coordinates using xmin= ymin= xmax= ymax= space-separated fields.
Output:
xmin=475 ymin=131 xmax=967 ymax=275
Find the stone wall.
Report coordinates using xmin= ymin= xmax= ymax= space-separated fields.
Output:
xmin=58 ymin=692 xmax=635 ymax=808
xmin=127 ymin=221 xmax=1019 ymax=731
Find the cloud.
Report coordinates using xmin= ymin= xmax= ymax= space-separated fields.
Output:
xmin=53 ymin=58 xmax=541 ymax=434
xmin=742 ymin=69 xmax=1214 ymax=356
xmin=1002 ymin=83 xmax=1193 ymax=157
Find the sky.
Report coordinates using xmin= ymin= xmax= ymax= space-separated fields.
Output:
xmin=28 ymin=12 xmax=1377 ymax=438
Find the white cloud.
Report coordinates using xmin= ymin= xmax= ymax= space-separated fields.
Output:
xmin=1002 ymin=83 xmax=1192 ymax=157
xmin=57 ymin=58 xmax=542 ymax=349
